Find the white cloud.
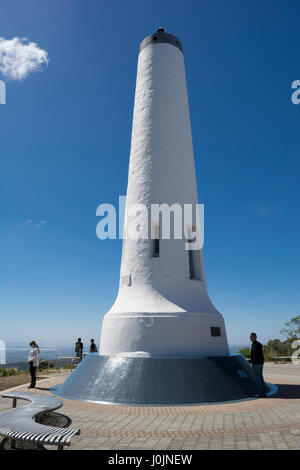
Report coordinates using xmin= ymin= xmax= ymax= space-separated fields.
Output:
xmin=0 ymin=37 xmax=48 ymax=80
xmin=35 ymin=220 xmax=47 ymax=228
xmin=26 ymin=219 xmax=47 ymax=228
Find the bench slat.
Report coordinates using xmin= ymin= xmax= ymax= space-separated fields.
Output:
xmin=0 ymin=391 xmax=80 ymax=449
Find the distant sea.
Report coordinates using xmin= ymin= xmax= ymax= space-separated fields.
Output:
xmin=0 ymin=344 xmax=247 ymax=366
xmin=1 ymin=346 xmax=79 ymax=366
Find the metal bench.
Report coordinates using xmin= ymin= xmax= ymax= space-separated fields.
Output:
xmin=0 ymin=391 xmax=80 ymax=450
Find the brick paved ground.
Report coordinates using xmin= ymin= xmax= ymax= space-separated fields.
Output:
xmin=0 ymin=363 xmax=300 ymax=450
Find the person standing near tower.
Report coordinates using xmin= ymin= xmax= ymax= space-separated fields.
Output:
xmin=250 ymin=333 xmax=267 ymax=397
xmin=27 ymin=341 xmax=40 ymax=389
xmin=75 ymin=338 xmax=83 ymax=362
xmin=89 ymin=339 xmax=98 ymax=353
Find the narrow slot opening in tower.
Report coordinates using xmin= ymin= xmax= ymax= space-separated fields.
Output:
xmin=152 ymin=222 xmax=160 ymax=257
xmin=188 ymin=249 xmax=194 ymax=279
xmin=187 ymin=225 xmax=202 ymax=280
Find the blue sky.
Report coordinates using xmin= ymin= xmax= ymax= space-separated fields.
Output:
xmin=1 ymin=0 xmax=299 ymax=348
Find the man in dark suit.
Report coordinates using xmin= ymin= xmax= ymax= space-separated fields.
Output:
xmin=250 ymin=332 xmax=267 ymax=397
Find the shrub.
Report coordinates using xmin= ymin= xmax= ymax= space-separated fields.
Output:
xmin=63 ymin=363 xmax=72 ymax=369
xmin=0 ymin=367 xmax=21 ymax=377
xmin=238 ymin=347 xmax=251 ymax=358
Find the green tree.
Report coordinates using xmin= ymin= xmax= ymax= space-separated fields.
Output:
xmin=280 ymin=315 xmax=300 ymax=341
xmin=238 ymin=316 xmax=300 ymax=363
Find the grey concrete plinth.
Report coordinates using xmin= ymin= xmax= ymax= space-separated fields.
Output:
xmin=50 ymin=353 xmax=259 ymax=406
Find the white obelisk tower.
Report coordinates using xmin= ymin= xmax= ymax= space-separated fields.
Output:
xmin=52 ymin=29 xmax=260 ymax=405
xmin=100 ymin=28 xmax=229 ymax=358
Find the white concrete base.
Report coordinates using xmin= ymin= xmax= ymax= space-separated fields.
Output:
xmin=100 ymin=312 xmax=229 ymax=357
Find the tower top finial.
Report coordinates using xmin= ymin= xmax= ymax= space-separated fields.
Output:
xmin=139 ymin=29 xmax=183 ymax=54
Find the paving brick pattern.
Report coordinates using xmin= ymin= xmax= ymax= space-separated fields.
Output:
xmin=0 ymin=364 xmax=300 ymax=450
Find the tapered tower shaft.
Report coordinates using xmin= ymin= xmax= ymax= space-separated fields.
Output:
xmin=100 ymin=29 xmax=229 ymax=357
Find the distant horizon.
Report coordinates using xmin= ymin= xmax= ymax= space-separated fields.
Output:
xmin=0 ymin=340 xmax=277 ymax=350
xmin=1 ymin=327 xmax=290 ymax=349
xmin=1 ymin=343 xmax=251 ymax=367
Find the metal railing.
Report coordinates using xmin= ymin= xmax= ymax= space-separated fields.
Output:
xmin=272 ymin=356 xmax=293 ymax=364
xmin=57 ymin=354 xmax=87 ymax=373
